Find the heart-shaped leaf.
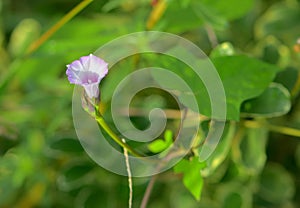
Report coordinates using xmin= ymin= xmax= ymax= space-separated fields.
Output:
xmin=178 ymin=55 xmax=280 ymax=120
xmin=241 ymin=83 xmax=291 ymax=118
xmin=174 ymin=157 xmax=206 ymax=200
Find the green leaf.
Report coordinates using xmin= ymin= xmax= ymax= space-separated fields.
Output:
xmin=50 ymin=138 xmax=84 ymax=153
xmin=192 ymin=1 xmax=228 ymax=30
xmin=255 ymin=2 xmax=300 ymax=44
xmin=215 ymin=182 xmax=252 ymax=208
xmin=102 ymin=0 xmax=123 ymax=12
xmin=201 ymin=122 xmax=236 ymax=176
xmin=8 ymin=18 xmax=41 ymax=57
xmin=211 ymin=55 xmax=280 ymax=120
xmin=163 ymin=0 xmax=254 ymax=32
xmin=148 ymin=129 xmax=173 ymax=153
xmin=84 ymin=188 xmax=109 ymax=208
xmin=58 ymin=162 xmax=94 ymax=191
xmin=179 ymin=55 xmax=280 ymax=120
xmin=199 ymin=0 xmax=254 ymax=20
xmin=160 ymin=1 xmax=204 ymax=33
xmin=63 ymin=164 xmax=92 ymax=182
xmin=151 ymin=53 xmax=279 ymax=120
xmin=275 ymin=67 xmax=300 ymax=95
xmin=252 ymin=36 xmax=291 ymax=68
xmin=174 ymin=157 xmax=206 ymax=200
xmin=232 ymin=126 xmax=268 ymax=175
xmin=241 ymin=83 xmax=291 ymax=118
xmin=258 ymin=163 xmax=295 ymax=203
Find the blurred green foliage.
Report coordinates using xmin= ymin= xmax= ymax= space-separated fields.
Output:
xmin=0 ymin=0 xmax=300 ymax=207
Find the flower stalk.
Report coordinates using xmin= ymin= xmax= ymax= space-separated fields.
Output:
xmin=67 ymin=54 xmax=143 ymax=157
xmin=95 ymin=116 xmax=143 ymax=157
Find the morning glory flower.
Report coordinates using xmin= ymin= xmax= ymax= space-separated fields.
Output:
xmin=66 ymin=54 xmax=108 ymax=99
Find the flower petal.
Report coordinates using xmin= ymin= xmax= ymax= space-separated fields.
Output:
xmin=89 ymin=54 xmax=108 ymax=79
xmin=66 ymin=59 xmax=88 ymax=84
xmin=66 ymin=54 xmax=108 ymax=99
xmin=82 ymin=83 xmax=99 ymax=99
xmin=79 ymin=55 xmax=91 ymax=71
xmin=68 ymin=60 xmax=83 ymax=72
xmin=79 ymin=71 xmax=100 ymax=84
xmin=80 ymin=54 xmax=108 ymax=78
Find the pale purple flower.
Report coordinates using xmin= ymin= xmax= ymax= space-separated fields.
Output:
xmin=66 ymin=54 xmax=108 ymax=98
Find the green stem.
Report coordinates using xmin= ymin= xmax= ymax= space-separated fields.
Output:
xmin=205 ymin=24 xmax=218 ymax=48
xmin=26 ymin=0 xmax=93 ymax=55
xmin=243 ymin=120 xmax=300 ymax=138
xmin=95 ymin=116 xmax=143 ymax=157
xmin=267 ymin=123 xmax=300 ymax=138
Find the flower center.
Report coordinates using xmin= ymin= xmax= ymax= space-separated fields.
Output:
xmin=80 ymin=71 xmax=99 ymax=84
